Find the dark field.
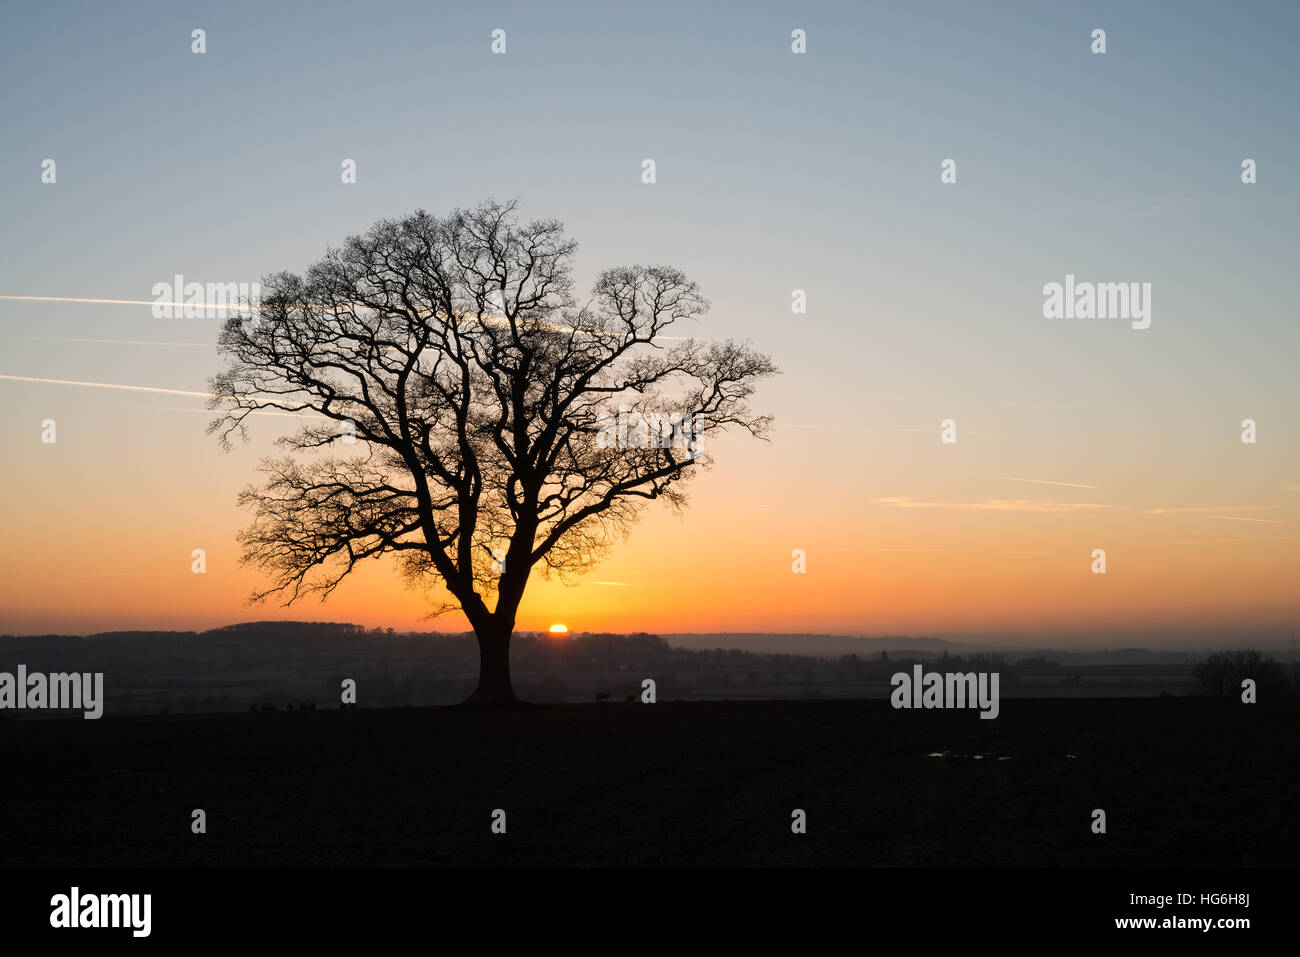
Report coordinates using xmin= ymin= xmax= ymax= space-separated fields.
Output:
xmin=3 ymin=698 xmax=1296 ymax=867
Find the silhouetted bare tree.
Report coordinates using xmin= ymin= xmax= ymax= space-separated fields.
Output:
xmin=208 ymin=200 xmax=777 ymax=705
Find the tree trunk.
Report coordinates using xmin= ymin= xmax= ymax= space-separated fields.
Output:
xmin=462 ymin=624 xmax=522 ymax=707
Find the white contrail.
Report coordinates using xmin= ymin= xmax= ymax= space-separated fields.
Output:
xmin=1154 ymin=536 xmax=1293 ymax=546
xmin=873 ymin=496 xmax=1114 ymax=513
xmin=777 ymin=423 xmax=994 ymax=436
xmin=19 ymin=336 xmax=215 ymax=347
xmin=1145 ymin=505 xmax=1290 ymax=514
xmin=0 ymin=295 xmax=697 ymax=341
xmin=989 ymin=476 xmax=1100 ymax=489
xmin=0 ymin=295 xmax=167 ymax=306
xmin=0 ymin=374 xmax=211 ymax=398
xmin=0 ymin=295 xmax=240 ymax=311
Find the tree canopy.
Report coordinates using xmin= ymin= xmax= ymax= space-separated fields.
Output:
xmin=208 ymin=199 xmax=777 ymax=703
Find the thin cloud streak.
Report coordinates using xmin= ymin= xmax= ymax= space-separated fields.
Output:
xmin=0 ymin=374 xmax=211 ymax=398
xmin=989 ymin=476 xmax=1099 ymax=489
xmin=1145 ymin=505 xmax=1294 ymax=514
xmin=0 ymin=295 xmax=693 ymax=341
xmin=872 ymin=496 xmax=1114 ymax=513
xmin=19 ymin=336 xmax=215 ymax=347
xmin=778 ymin=424 xmax=992 ymax=435
xmin=0 ymin=295 xmax=171 ymax=306
xmin=1153 ymin=536 xmax=1294 ymax=546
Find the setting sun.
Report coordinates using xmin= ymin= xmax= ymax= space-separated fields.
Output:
xmin=548 ymin=624 xmax=569 ymax=635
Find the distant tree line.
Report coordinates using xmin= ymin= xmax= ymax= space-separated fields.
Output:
xmin=1194 ymin=649 xmax=1292 ymax=697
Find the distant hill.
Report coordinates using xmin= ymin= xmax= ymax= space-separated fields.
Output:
xmin=1 ymin=621 xmax=1295 ymax=717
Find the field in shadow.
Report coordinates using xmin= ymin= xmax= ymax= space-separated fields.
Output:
xmin=2 ymin=698 xmax=1295 ymax=866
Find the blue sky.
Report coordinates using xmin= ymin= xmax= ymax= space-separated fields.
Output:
xmin=1 ymin=1 xmax=1297 ymax=640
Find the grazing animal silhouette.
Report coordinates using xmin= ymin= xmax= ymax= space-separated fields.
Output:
xmin=595 ymin=692 xmax=611 ymax=703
